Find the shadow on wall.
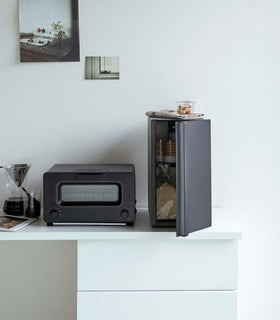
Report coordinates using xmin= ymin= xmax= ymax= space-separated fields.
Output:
xmin=30 ymin=125 xmax=147 ymax=192
xmin=93 ymin=127 xmax=146 ymax=164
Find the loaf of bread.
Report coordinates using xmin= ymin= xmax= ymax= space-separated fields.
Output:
xmin=156 ymin=183 xmax=176 ymax=220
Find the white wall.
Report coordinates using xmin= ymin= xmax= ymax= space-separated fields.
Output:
xmin=0 ymin=0 xmax=280 ymax=319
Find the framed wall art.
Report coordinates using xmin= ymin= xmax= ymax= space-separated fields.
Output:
xmin=19 ymin=0 xmax=80 ymax=62
xmin=85 ymin=56 xmax=120 ymax=80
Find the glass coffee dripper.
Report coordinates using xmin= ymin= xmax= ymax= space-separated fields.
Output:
xmin=2 ymin=164 xmax=31 ymax=216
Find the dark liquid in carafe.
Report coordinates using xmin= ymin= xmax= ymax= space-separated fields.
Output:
xmin=3 ymin=197 xmax=25 ymax=216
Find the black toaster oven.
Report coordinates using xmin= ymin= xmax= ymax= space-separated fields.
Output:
xmin=43 ymin=164 xmax=136 ymax=226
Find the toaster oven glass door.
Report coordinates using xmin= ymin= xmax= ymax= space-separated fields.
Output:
xmin=58 ymin=183 xmax=121 ymax=206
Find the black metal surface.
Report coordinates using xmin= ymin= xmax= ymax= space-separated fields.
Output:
xmin=147 ymin=118 xmax=212 ymax=235
xmin=176 ymin=120 xmax=212 ymax=236
xmin=43 ymin=164 xmax=136 ymax=225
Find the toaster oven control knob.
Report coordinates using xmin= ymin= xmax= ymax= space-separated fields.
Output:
xmin=120 ymin=210 xmax=129 ymax=219
xmin=49 ymin=210 xmax=58 ymax=220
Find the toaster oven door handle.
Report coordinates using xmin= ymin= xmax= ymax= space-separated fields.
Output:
xmin=75 ymin=173 xmax=106 ymax=180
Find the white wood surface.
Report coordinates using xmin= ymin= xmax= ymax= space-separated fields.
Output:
xmin=78 ymin=239 xmax=237 ymax=291
xmin=0 ymin=208 xmax=242 ymax=241
xmin=77 ymin=291 xmax=237 ymax=320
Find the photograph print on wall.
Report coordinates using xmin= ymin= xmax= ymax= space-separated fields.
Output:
xmin=19 ymin=0 xmax=80 ymax=62
xmin=85 ymin=57 xmax=120 ymax=80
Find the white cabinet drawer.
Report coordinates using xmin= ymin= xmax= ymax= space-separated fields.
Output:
xmin=78 ymin=239 xmax=237 ymax=291
xmin=77 ymin=291 xmax=237 ymax=320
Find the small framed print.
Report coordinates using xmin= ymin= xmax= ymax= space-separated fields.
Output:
xmin=85 ymin=56 xmax=120 ymax=80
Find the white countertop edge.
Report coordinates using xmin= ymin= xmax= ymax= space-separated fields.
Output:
xmin=0 ymin=231 xmax=242 ymax=241
xmin=0 ymin=208 xmax=242 ymax=241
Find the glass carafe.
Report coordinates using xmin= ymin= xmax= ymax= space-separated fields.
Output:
xmin=0 ymin=167 xmax=9 ymax=214
xmin=2 ymin=164 xmax=31 ymax=216
xmin=156 ymin=163 xmax=176 ymax=220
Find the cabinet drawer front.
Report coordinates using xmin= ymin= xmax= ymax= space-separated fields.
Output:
xmin=78 ymin=239 xmax=237 ymax=291
xmin=78 ymin=291 xmax=237 ymax=320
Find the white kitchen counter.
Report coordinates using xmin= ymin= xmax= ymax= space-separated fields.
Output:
xmin=0 ymin=208 xmax=241 ymax=241
xmin=0 ymin=207 xmax=242 ymax=320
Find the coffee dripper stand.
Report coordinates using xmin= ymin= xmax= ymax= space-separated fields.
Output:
xmin=1 ymin=164 xmax=31 ymax=216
